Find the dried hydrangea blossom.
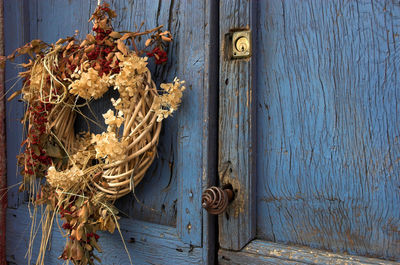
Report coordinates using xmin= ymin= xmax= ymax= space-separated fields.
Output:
xmin=46 ymin=165 xmax=85 ymax=190
xmin=91 ymin=132 xmax=128 ymax=163
xmin=103 ymin=109 xmax=124 ymax=132
xmin=153 ymin=78 xmax=186 ymax=122
xmin=113 ymin=54 xmax=149 ymax=113
xmin=69 ymin=67 xmax=111 ymax=99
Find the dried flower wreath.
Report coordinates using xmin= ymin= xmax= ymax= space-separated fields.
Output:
xmin=2 ymin=3 xmax=184 ymax=265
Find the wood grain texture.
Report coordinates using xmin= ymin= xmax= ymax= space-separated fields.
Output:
xmin=6 ymin=205 xmax=202 ymax=265
xmin=256 ymin=0 xmax=400 ymax=261
xmin=219 ymin=240 xmax=400 ymax=265
xmin=4 ymin=0 xmax=29 ymax=208
xmin=219 ymin=250 xmax=299 ymax=265
xmin=218 ymin=0 xmax=256 ymax=251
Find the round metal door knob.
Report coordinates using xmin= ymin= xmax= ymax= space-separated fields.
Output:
xmin=201 ymin=186 xmax=234 ymax=215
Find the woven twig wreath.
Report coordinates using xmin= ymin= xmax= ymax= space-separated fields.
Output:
xmin=49 ymin=69 xmax=163 ymax=200
xmin=3 ymin=3 xmax=184 ymax=264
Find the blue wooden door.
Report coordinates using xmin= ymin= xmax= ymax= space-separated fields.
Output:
xmin=218 ymin=1 xmax=399 ymax=264
xmin=4 ymin=1 xmax=217 ymax=264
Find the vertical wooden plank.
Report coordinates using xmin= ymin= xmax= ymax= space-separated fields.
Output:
xmin=0 ymin=1 xmax=6 ymax=263
xmin=218 ymin=0 xmax=256 ymax=250
xmin=256 ymin=0 xmax=400 ymax=260
xmin=174 ymin=0 xmax=209 ymax=247
xmin=4 ymin=0 xmax=30 ymax=208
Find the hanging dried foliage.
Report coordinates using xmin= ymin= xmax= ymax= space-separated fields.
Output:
xmin=2 ymin=2 xmax=185 ymax=265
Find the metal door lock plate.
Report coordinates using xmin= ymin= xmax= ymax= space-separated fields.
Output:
xmin=231 ymin=30 xmax=251 ymax=59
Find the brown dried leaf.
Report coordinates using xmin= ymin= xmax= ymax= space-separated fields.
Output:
xmin=145 ymin=38 xmax=152 ymax=47
xmin=110 ymin=56 xmax=117 ymax=68
xmin=116 ymin=39 xmax=128 ymax=56
xmin=160 ymin=31 xmax=170 ymax=36
xmin=30 ymin=39 xmax=42 ymax=47
xmin=109 ymin=31 xmax=121 ymax=39
xmin=80 ymin=39 xmax=88 ymax=48
xmin=120 ymin=33 xmax=132 ymax=41
xmin=44 ymin=142 xmax=64 ymax=158
xmin=84 ymin=44 xmax=95 ymax=53
xmin=32 ymin=145 xmax=41 ymax=156
xmin=161 ymin=36 xmax=172 ymax=42
xmin=90 ymin=237 xmax=102 ymax=253
xmin=88 ymin=14 xmax=95 ymax=23
xmin=101 ymin=209 xmax=107 ymax=219
xmin=70 ymin=217 xmax=78 ymax=227
xmin=94 ymin=62 xmax=101 ymax=72
xmin=79 ymin=204 xmax=89 ymax=223
xmin=115 ymin=52 xmax=124 ymax=61
xmin=56 ymin=38 xmax=66 ymax=45
xmin=81 ymin=53 xmax=88 ymax=61
xmin=76 ymin=223 xmax=84 ymax=241
xmin=56 ymin=37 xmax=73 ymax=45
xmin=71 ymin=240 xmax=83 ymax=261
xmin=104 ymin=39 xmax=114 ymax=47
xmin=71 ymin=229 xmax=77 ymax=239
xmin=99 ymin=18 xmax=108 ymax=29
xmin=7 ymin=90 xmax=22 ymax=102
xmin=106 ymin=52 xmax=114 ymax=62
xmin=106 ymin=218 xmax=115 ymax=233
xmin=86 ymin=34 xmax=96 ymax=43
xmin=66 ymin=41 xmax=75 ymax=50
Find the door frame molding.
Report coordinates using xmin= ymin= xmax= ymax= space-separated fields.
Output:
xmin=219 ymin=240 xmax=399 ymax=265
xmin=0 ymin=0 xmax=7 ymax=263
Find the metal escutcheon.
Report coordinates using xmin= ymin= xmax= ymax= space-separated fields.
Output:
xmin=201 ymin=186 xmax=234 ymax=215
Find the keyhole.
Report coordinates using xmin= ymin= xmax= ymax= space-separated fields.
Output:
xmin=235 ymin=37 xmax=249 ymax=52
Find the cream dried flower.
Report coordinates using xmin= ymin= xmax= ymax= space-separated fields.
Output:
xmin=153 ymin=78 xmax=186 ymax=122
xmin=69 ymin=68 xmax=111 ymax=99
xmin=113 ymin=54 xmax=149 ymax=113
xmin=70 ymin=134 xmax=96 ymax=169
xmin=103 ymin=109 xmax=124 ymax=131
xmin=46 ymin=165 xmax=85 ymax=190
xmin=91 ymin=132 xmax=128 ymax=163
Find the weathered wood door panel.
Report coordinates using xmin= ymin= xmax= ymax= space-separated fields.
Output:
xmin=4 ymin=0 xmax=216 ymax=264
xmin=219 ymin=0 xmax=399 ymax=264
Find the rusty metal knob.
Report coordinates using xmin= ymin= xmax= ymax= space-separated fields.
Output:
xmin=201 ymin=186 xmax=234 ymax=215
